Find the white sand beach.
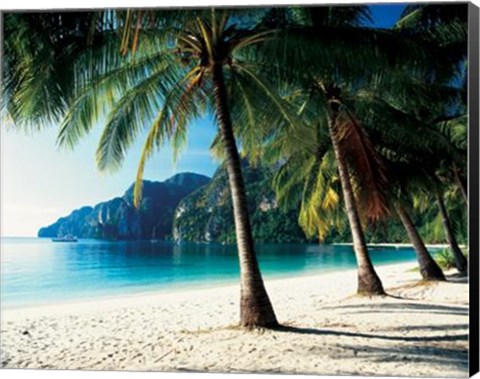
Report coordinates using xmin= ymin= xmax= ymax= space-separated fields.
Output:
xmin=0 ymin=262 xmax=469 ymax=377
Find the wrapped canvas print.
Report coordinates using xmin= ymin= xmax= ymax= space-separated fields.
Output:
xmin=1 ymin=0 xmax=479 ymax=377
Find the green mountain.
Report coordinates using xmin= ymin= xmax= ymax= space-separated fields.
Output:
xmin=38 ymin=173 xmax=210 ymax=240
xmin=171 ymin=162 xmax=465 ymax=245
xmin=172 ymin=163 xmax=310 ymax=243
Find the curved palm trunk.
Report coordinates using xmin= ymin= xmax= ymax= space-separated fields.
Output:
xmin=453 ymin=165 xmax=468 ymax=207
xmin=212 ymin=63 xmax=278 ymax=328
xmin=327 ymin=110 xmax=385 ymax=295
xmin=435 ymin=190 xmax=468 ymax=275
xmin=395 ymin=203 xmax=445 ymax=281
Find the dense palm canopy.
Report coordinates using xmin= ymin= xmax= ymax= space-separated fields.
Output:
xmin=234 ymin=4 xmax=468 ymax=284
xmin=239 ymin=5 xmax=430 ymax=295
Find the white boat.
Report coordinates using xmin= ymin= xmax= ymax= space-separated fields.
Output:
xmin=52 ymin=235 xmax=78 ymax=242
xmin=150 ymin=227 xmax=159 ymax=243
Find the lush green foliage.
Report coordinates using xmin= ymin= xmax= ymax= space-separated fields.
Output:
xmin=173 ymin=162 xmax=309 ymax=244
xmin=434 ymin=248 xmax=468 ymax=271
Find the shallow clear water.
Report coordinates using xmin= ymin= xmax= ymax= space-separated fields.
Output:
xmin=1 ymin=237 xmax=424 ymax=308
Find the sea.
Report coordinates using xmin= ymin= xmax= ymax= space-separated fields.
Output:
xmin=1 ymin=237 xmax=433 ymax=309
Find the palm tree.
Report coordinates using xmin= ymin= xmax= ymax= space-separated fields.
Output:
xmin=394 ymin=202 xmax=445 ymax=281
xmin=357 ymin=81 xmax=468 ymax=277
xmin=430 ymin=108 xmax=468 ymax=277
xmin=256 ymin=3 xmax=458 ymax=294
xmin=238 ymin=5 xmax=432 ymax=295
xmin=259 ymin=6 xmax=400 ymax=295
xmin=244 ymin=3 xmax=462 ymax=285
xmin=410 ymin=173 xmax=468 ymax=276
xmin=4 ymin=9 xmax=297 ymax=328
xmin=323 ymin=85 xmax=386 ymax=295
xmin=395 ymin=3 xmax=468 ymax=210
xmin=361 ymin=3 xmax=469 ymax=277
xmin=435 ymin=188 xmax=468 ymax=274
xmin=265 ymin=78 xmax=447 ymax=283
xmin=265 ymin=116 xmax=344 ymax=243
xmin=2 ymin=11 xmax=115 ymax=128
xmin=266 ymin=93 xmax=389 ymax=296
xmin=341 ymin=85 xmax=449 ymax=281
xmin=390 ymin=4 xmax=468 ymax=274
xmin=198 ymin=15 xmax=278 ymax=327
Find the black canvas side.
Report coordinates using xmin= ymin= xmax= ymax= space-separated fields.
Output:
xmin=469 ymin=1 xmax=480 ymax=377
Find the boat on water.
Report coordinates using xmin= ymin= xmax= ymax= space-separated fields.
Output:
xmin=52 ymin=235 xmax=78 ymax=243
xmin=150 ymin=227 xmax=159 ymax=243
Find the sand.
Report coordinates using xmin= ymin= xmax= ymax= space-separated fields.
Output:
xmin=0 ymin=262 xmax=469 ymax=377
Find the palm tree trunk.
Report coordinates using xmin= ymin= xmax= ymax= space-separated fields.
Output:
xmin=327 ymin=109 xmax=384 ymax=295
xmin=453 ymin=165 xmax=468 ymax=207
xmin=212 ymin=63 xmax=278 ymax=328
xmin=435 ymin=190 xmax=468 ymax=275
xmin=395 ymin=203 xmax=445 ymax=281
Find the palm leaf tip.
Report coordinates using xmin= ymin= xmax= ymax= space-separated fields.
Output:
xmin=133 ymin=128 xmax=158 ymax=208
xmin=133 ymin=179 xmax=144 ymax=208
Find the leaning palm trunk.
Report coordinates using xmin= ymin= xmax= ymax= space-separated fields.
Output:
xmin=435 ymin=190 xmax=468 ymax=275
xmin=453 ymin=165 xmax=468 ymax=208
xmin=395 ymin=203 xmax=445 ymax=281
xmin=212 ymin=63 xmax=278 ymax=328
xmin=327 ymin=109 xmax=385 ymax=295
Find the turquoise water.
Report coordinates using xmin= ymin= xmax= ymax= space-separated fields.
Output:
xmin=1 ymin=238 xmax=423 ymax=308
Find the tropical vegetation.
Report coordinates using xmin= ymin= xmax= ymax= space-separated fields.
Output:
xmin=2 ymin=3 xmax=469 ymax=328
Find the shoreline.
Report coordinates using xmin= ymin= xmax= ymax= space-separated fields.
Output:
xmin=333 ymin=242 xmax=465 ymax=249
xmin=1 ymin=260 xmax=419 ymax=313
xmin=2 ymin=236 xmax=464 ymax=252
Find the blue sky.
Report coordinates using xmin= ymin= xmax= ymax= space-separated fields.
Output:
xmin=369 ymin=3 xmax=407 ymax=28
xmin=1 ymin=4 xmax=407 ymax=237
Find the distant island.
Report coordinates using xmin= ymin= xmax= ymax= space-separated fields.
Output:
xmin=38 ymin=172 xmax=210 ymax=241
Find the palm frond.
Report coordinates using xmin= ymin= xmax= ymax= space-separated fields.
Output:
xmin=335 ymin=109 xmax=390 ymax=221
xmin=132 ymin=66 xmax=209 ymax=206
xmin=3 ymin=12 xmax=118 ymax=128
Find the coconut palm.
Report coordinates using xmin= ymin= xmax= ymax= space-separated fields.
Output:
xmin=395 ymin=2 xmax=468 ymax=207
xmin=3 ymin=8 xmax=303 ymax=328
xmin=358 ymin=3 xmax=469 ymax=276
xmin=429 ymin=105 xmax=468 ymax=276
xmin=432 ymin=112 xmax=468 ymax=275
xmin=395 ymin=203 xmax=445 ymax=280
xmin=238 ymin=3 xmax=461 ymax=284
xmin=357 ymin=78 xmax=468 ymax=277
xmin=244 ymin=5 xmax=440 ymax=295
xmin=410 ymin=173 xmax=467 ymax=276
xmin=2 ymin=11 xmax=114 ymax=128
xmin=264 ymin=76 xmax=448 ymax=282
xmin=349 ymin=83 xmax=459 ymax=281
xmin=435 ymin=189 xmax=468 ymax=274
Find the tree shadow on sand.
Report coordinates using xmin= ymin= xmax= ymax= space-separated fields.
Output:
xmin=335 ymin=343 xmax=468 ymax=371
xmin=273 ymin=325 xmax=468 ymax=342
xmin=322 ymin=302 xmax=468 ymax=316
xmin=446 ymin=274 xmax=469 ymax=283
xmin=385 ymin=323 xmax=469 ymax=332
xmin=269 ymin=323 xmax=468 ymax=373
